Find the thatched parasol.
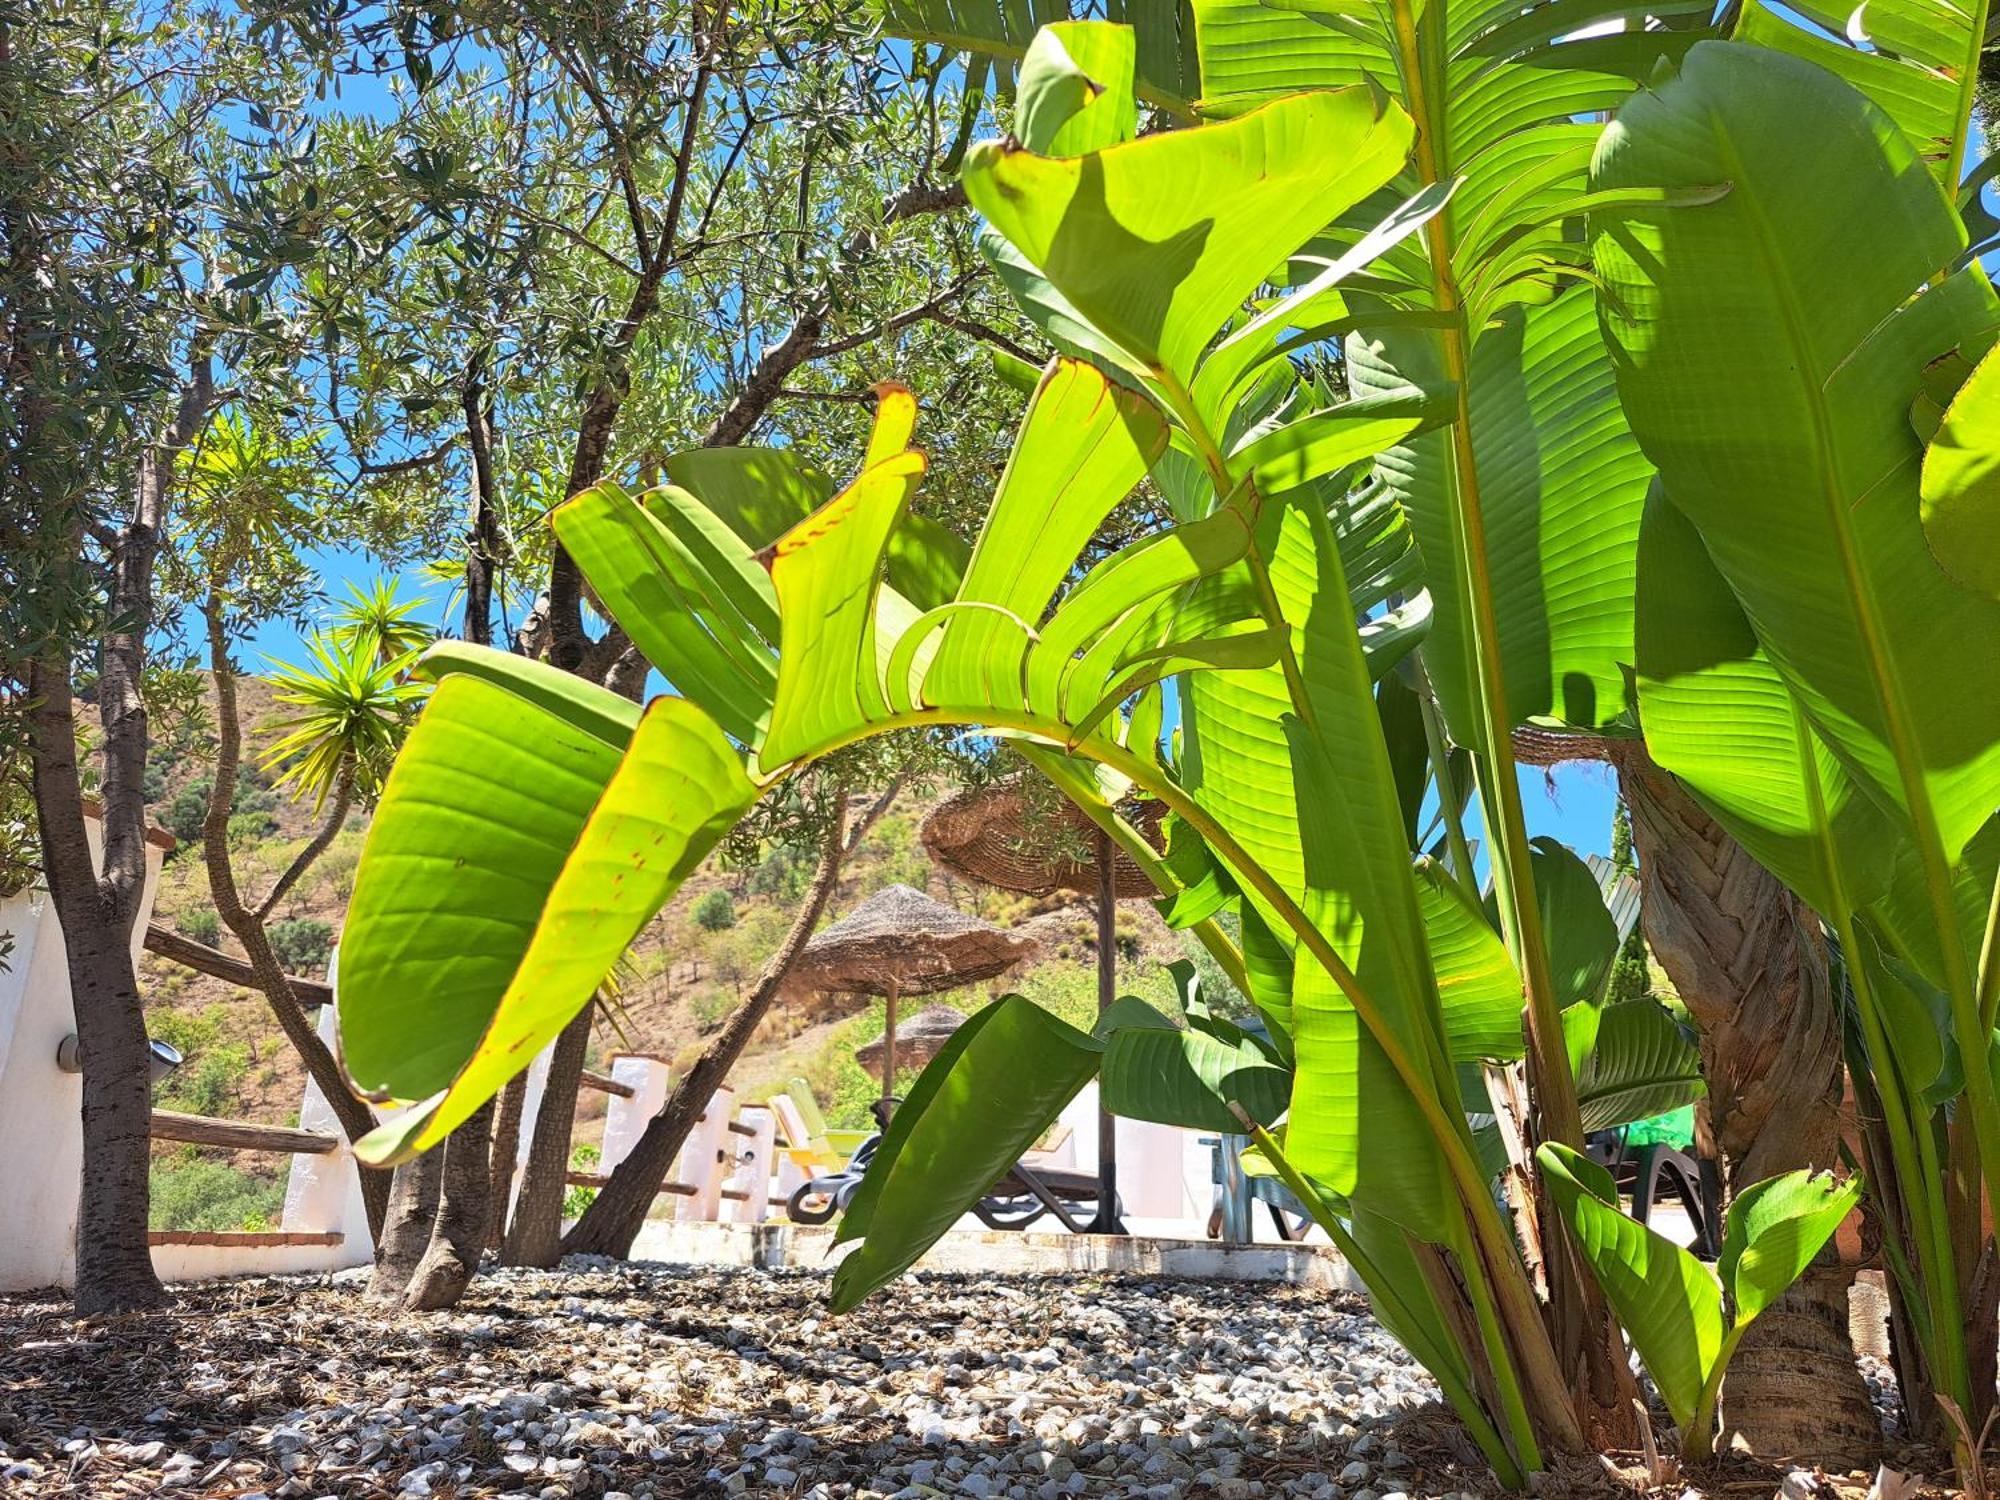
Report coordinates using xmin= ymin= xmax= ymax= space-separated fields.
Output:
xmin=854 ymin=1003 xmax=965 ymax=1079
xmin=919 ymin=778 xmax=1164 ymax=1233
xmin=792 ymin=883 xmax=1037 ymax=1104
xmin=921 ymin=779 xmax=1164 ymax=898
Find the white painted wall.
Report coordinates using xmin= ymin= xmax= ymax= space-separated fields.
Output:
xmin=0 ymin=817 xmax=165 ymax=1292
xmin=0 ymin=821 xmax=374 ymax=1292
xmin=276 ymin=999 xmax=374 ymax=1273
xmin=1054 ymin=1082 xmax=1218 ymax=1235
xmin=677 ymin=1084 xmax=734 ymax=1221
xmin=724 ymin=1106 xmax=776 ymax=1225
xmin=151 ymin=1237 xmax=361 ymax=1282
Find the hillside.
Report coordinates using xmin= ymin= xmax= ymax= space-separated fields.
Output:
xmin=138 ymin=674 xmax=1198 ymax=1231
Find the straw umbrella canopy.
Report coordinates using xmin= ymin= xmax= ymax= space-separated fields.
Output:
xmin=854 ymin=1003 xmax=965 ymax=1080
xmin=920 ymin=778 xmax=1164 ymax=1233
xmin=791 ymin=883 xmax=1037 ymax=1104
xmin=921 ymin=779 xmax=1164 ymax=899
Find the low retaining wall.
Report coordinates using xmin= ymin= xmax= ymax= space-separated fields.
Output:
xmin=148 ymin=1230 xmax=369 ymax=1283
xmin=627 ymin=1220 xmax=1358 ymax=1291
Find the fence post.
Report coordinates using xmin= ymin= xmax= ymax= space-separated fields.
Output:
xmin=600 ymin=1053 xmax=672 ymax=1173
xmin=726 ymin=1105 xmax=776 ymax=1225
xmin=676 ymin=1086 xmax=735 ymax=1222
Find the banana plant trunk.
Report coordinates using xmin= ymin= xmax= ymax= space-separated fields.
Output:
xmin=1618 ymin=747 xmax=1880 ymax=1466
xmin=501 ymin=1004 xmax=591 ymax=1267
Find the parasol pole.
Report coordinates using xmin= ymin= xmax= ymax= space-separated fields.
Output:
xmin=1093 ymin=829 xmax=1124 ymax=1234
xmin=881 ymin=975 xmax=899 ymax=1112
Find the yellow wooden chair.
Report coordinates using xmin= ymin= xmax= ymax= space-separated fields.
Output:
xmin=771 ymin=1079 xmax=869 ymax=1178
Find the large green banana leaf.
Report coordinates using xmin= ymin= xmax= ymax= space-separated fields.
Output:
xmin=1265 ymin=494 xmax=1462 ymax=1238
xmin=1565 ymin=998 xmax=1707 ymax=1133
xmin=338 ymin=664 xmax=629 ymax=1106
xmin=1414 ymin=860 xmax=1526 ymax=1061
xmin=1731 ymin=0 xmax=1991 ymax=191
xmin=1016 ymin=22 xmax=1139 ymax=155
xmin=1595 ymin=41 xmax=2000 ymax=874
xmin=663 ymin=446 xmax=828 ymax=547
xmin=1633 ymin=495 xmax=1896 ymax=919
xmin=411 ymin=640 xmax=642 ymax=748
xmin=962 ymin=86 xmax=1414 ymax=392
xmin=763 ymin=447 xmax=932 ymax=763
xmin=1717 ymin=1168 xmax=1866 ymax=1323
xmin=340 ymin=675 xmax=755 ymax=1161
xmin=1524 ymin=836 xmax=1618 ymax=1009
xmin=1100 ymin=989 xmax=1293 ymax=1131
xmin=665 ymin=439 xmax=966 ymax=612
xmin=1871 ymin=814 xmax=2000 ymax=997
xmin=1540 ymin=1142 xmax=1862 ymax=1436
xmin=552 ymin=483 xmax=776 ymax=744
xmin=1349 ymin=284 xmax=1651 ymax=737
xmin=1538 ymin=1142 xmax=1721 ymax=1429
xmin=1919 ymin=342 xmax=2000 ymax=599
xmin=927 ymin=357 xmax=1166 ymax=702
xmin=829 ymin=995 xmax=1106 ymax=1310
xmin=1193 ymin=0 xmax=1704 ymax=316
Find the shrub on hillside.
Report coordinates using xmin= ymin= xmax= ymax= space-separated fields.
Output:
xmin=745 ymin=847 xmax=803 ymax=900
xmin=689 ymin=987 xmax=735 ymax=1033
xmin=269 ymin=918 xmax=332 ymax=975
xmin=162 ymin=765 xmax=281 ymax=854
xmin=317 ymin=832 xmax=364 ymax=900
xmin=150 ymin=1003 xmax=225 ymax=1057
xmin=157 ymin=1041 xmax=250 ymax=1116
xmin=164 ymin=780 xmax=211 ymax=849
xmin=692 ymin=889 xmax=736 ymax=932
xmin=228 ymin=809 xmax=278 ymax=844
xmin=177 ymin=907 xmax=221 ymax=947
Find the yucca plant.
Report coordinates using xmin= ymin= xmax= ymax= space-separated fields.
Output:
xmin=328 ymin=577 xmax=435 ymax=666
xmin=261 ymin=625 xmax=427 ymax=812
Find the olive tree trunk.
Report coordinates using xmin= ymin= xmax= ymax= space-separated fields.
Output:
xmin=1619 ymin=748 xmax=1879 ymax=1466
xmin=28 ymin=662 xmax=166 ymax=1315
xmin=403 ymin=1099 xmax=495 ymax=1309
xmin=484 ymin=1072 xmax=528 ymax=1252
xmin=23 ymin=364 xmax=214 ymax=1315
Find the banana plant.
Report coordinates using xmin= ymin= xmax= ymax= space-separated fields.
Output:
xmin=1539 ymin=1143 xmax=1862 ymax=1460
xmin=959 ymin=0 xmax=1732 ymax=1429
xmin=1593 ymin=35 xmax=2000 ymax=1468
xmin=331 ymin=40 xmax=1654 ymax=1473
xmin=332 ymin=13 xmax=1984 ymax=1484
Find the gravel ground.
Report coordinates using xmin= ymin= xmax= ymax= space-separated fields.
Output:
xmin=0 ymin=1259 xmax=1957 ymax=1499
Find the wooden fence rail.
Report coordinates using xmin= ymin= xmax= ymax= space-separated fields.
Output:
xmin=152 ymin=1109 xmax=340 ymax=1155
xmin=578 ymin=1069 xmax=635 ymax=1099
